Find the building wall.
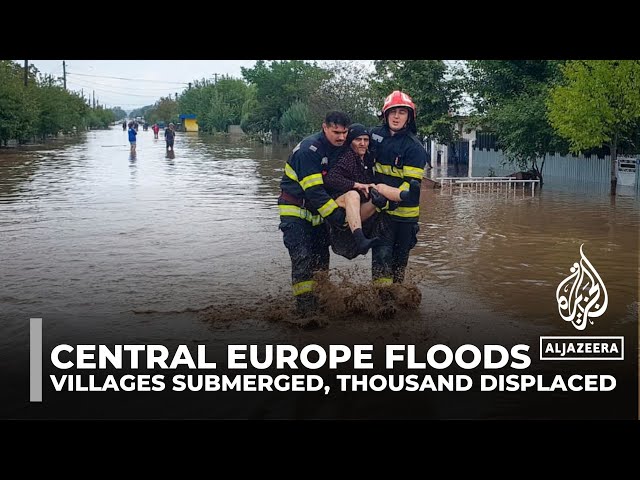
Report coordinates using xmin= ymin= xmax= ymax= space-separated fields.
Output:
xmin=473 ymin=149 xmax=614 ymax=183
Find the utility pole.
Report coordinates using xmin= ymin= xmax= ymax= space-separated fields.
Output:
xmin=24 ymin=60 xmax=28 ymax=86
xmin=93 ymin=90 xmax=95 ymax=109
xmin=63 ymin=61 xmax=67 ymax=90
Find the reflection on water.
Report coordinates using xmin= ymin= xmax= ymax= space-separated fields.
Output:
xmin=414 ymin=187 xmax=638 ymax=330
xmin=1 ymin=129 xmax=289 ymax=323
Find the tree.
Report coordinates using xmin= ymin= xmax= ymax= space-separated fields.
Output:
xmin=465 ymin=60 xmax=562 ymax=113
xmin=34 ymin=86 xmax=91 ymax=138
xmin=280 ymin=101 xmax=313 ymax=143
xmin=111 ymin=107 xmax=127 ymax=121
xmin=371 ymin=60 xmax=461 ymax=144
xmin=490 ymin=93 xmax=567 ymax=184
xmin=307 ymin=61 xmax=378 ymax=128
xmin=146 ymin=97 xmax=178 ymax=125
xmin=0 ymin=61 xmax=39 ymax=145
xmin=178 ymin=77 xmax=249 ymax=133
xmin=0 ymin=61 xmax=104 ymax=145
xmin=241 ymin=60 xmax=330 ymax=142
xmin=548 ymin=60 xmax=640 ymax=195
xmin=240 ymin=85 xmax=263 ymax=135
xmin=465 ymin=60 xmax=567 ymax=183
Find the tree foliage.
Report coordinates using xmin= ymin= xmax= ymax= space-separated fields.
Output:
xmin=465 ymin=60 xmax=563 ymax=113
xmin=178 ymin=76 xmax=249 ymax=133
xmin=307 ymin=61 xmax=378 ymax=128
xmin=465 ymin=60 xmax=567 ymax=181
xmin=490 ymin=92 xmax=567 ymax=178
xmin=0 ymin=61 xmax=111 ymax=145
xmin=371 ymin=60 xmax=461 ymax=143
xmin=0 ymin=61 xmax=39 ymax=144
xmin=145 ymin=97 xmax=179 ymax=125
xmin=34 ymin=86 xmax=85 ymax=137
xmin=548 ymin=60 xmax=640 ymax=194
xmin=241 ymin=60 xmax=330 ymax=140
xmin=280 ymin=101 xmax=313 ymax=143
xmin=111 ymin=107 xmax=127 ymax=121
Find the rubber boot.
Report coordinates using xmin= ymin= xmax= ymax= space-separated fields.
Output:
xmin=296 ymin=293 xmax=318 ymax=317
xmin=353 ymin=228 xmax=378 ymax=255
xmin=376 ymin=287 xmax=397 ymax=318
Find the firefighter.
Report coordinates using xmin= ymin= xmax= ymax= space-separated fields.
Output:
xmin=368 ymin=91 xmax=429 ymax=285
xmin=278 ymin=111 xmax=350 ymax=315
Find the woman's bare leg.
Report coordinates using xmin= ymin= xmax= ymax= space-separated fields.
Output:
xmin=374 ymin=183 xmax=403 ymax=202
xmin=335 ymin=190 xmax=362 ymax=232
xmin=335 ymin=190 xmax=379 ymax=255
xmin=360 ymin=201 xmax=378 ymax=222
xmin=375 ymin=181 xmax=421 ymax=204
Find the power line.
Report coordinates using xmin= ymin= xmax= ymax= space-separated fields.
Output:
xmin=68 ymin=77 xmax=181 ymax=94
xmin=69 ymin=84 xmax=168 ymax=98
xmin=68 ymin=71 xmax=188 ymax=85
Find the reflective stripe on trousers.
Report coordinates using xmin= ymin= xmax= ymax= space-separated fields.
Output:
xmin=280 ymin=221 xmax=330 ymax=313
xmin=371 ymin=216 xmax=419 ymax=284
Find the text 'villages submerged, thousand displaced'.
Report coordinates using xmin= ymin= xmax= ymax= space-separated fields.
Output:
xmin=48 ymin=373 xmax=617 ymax=393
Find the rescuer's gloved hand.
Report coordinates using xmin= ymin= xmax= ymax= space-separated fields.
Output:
xmin=369 ymin=188 xmax=388 ymax=209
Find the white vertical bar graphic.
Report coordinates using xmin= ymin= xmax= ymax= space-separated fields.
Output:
xmin=30 ymin=318 xmax=42 ymax=402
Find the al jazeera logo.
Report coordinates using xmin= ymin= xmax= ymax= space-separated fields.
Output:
xmin=540 ymin=244 xmax=623 ymax=360
xmin=556 ymin=243 xmax=608 ymax=330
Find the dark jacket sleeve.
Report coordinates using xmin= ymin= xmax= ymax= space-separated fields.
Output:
xmin=290 ymin=148 xmax=340 ymax=220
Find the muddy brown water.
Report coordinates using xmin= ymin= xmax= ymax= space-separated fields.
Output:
xmin=1 ymin=127 xmax=637 ymax=419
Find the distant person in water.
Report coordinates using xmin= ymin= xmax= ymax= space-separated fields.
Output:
xmin=152 ymin=123 xmax=160 ymax=139
xmin=165 ymin=123 xmax=175 ymax=152
xmin=122 ymin=120 xmax=127 ymax=131
xmin=128 ymin=121 xmax=137 ymax=155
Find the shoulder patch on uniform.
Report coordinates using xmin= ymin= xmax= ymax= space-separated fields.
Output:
xmin=371 ymin=133 xmax=383 ymax=143
xmin=309 ymin=145 xmax=318 ymax=152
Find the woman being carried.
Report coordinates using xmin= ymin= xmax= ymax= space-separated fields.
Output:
xmin=324 ymin=123 xmax=420 ymax=258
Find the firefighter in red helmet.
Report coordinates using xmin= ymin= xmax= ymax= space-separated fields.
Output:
xmin=368 ymin=90 xmax=428 ymax=285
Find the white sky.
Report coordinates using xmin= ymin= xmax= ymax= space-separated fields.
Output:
xmin=26 ymin=60 xmax=259 ymax=111
xmin=25 ymin=60 xmax=375 ymax=112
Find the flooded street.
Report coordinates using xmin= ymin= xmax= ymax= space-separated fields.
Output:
xmin=1 ymin=127 xmax=638 ymax=419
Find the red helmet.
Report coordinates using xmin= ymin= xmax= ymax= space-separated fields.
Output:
xmin=382 ymin=90 xmax=416 ymax=120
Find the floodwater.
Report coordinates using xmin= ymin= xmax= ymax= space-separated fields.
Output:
xmin=1 ymin=127 xmax=638 ymax=420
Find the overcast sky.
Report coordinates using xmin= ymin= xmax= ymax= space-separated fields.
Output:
xmin=26 ymin=60 xmax=258 ymax=111
xmin=25 ymin=60 xmax=374 ymax=112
